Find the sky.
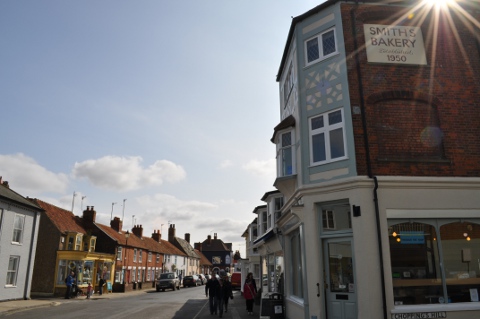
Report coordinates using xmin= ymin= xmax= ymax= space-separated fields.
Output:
xmin=0 ymin=0 xmax=322 ymax=257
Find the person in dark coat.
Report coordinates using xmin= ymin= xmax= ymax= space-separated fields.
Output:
xmin=64 ymin=271 xmax=75 ymax=299
xmin=221 ymin=276 xmax=234 ymax=314
xmin=205 ymin=275 xmax=220 ymax=315
xmin=99 ymin=277 xmax=105 ymax=295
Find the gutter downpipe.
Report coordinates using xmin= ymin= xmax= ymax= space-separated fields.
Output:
xmin=24 ymin=211 xmax=40 ymax=299
xmin=351 ymin=6 xmax=388 ymax=319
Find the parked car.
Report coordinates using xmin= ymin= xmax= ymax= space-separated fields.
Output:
xmin=156 ymin=272 xmax=180 ymax=292
xmin=231 ymin=272 xmax=241 ymax=290
xmin=183 ymin=275 xmax=201 ymax=287
xmin=197 ymin=274 xmax=206 ymax=285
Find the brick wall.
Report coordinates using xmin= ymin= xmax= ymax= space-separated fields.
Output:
xmin=342 ymin=3 xmax=480 ymax=177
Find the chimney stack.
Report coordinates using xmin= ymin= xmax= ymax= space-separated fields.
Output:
xmin=207 ymin=235 xmax=212 ymax=245
xmin=152 ymin=230 xmax=162 ymax=242
xmin=110 ymin=217 xmax=123 ymax=231
xmin=132 ymin=224 xmax=143 ymax=237
xmin=83 ymin=206 xmax=96 ymax=223
xmin=194 ymin=242 xmax=203 ymax=251
xmin=185 ymin=233 xmax=190 ymax=243
xmin=214 ymin=233 xmax=217 ymax=240
xmin=168 ymin=224 xmax=176 ymax=243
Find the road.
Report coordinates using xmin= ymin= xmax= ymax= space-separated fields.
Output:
xmin=1 ymin=285 xmax=222 ymax=319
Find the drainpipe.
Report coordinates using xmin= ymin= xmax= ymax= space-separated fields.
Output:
xmin=351 ymin=7 xmax=387 ymax=319
xmin=24 ymin=211 xmax=40 ymax=299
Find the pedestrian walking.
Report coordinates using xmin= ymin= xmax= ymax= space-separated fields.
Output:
xmin=205 ymin=274 xmax=220 ymax=315
xmin=221 ymin=276 xmax=234 ymax=314
xmin=64 ymin=271 xmax=75 ymax=299
xmin=243 ymin=272 xmax=257 ymax=315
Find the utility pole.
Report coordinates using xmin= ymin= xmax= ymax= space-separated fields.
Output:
xmin=111 ymin=202 xmax=117 ymax=221
xmin=71 ymin=191 xmax=77 ymax=213
xmin=122 ymin=199 xmax=127 ymax=222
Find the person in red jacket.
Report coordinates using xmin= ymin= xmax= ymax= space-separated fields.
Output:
xmin=243 ymin=272 xmax=257 ymax=315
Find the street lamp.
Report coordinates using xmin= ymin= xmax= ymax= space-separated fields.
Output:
xmin=123 ymin=230 xmax=130 ymax=285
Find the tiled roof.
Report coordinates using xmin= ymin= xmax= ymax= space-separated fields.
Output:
xmin=31 ymin=199 xmax=86 ymax=234
xmin=174 ymin=237 xmax=199 ymax=258
xmin=195 ymin=249 xmax=212 ymax=266
xmin=200 ymin=238 xmax=232 ymax=252
xmin=95 ymin=224 xmax=186 ymax=256
xmin=96 ymin=223 xmax=147 ymax=249
xmin=0 ymin=183 xmax=43 ymax=211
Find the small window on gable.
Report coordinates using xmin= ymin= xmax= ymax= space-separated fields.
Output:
xmin=89 ymin=237 xmax=96 ymax=252
xmin=75 ymin=235 xmax=82 ymax=251
xmin=305 ymin=27 xmax=338 ymax=66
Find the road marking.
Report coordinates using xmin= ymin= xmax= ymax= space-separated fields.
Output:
xmin=191 ymin=300 xmax=209 ymax=319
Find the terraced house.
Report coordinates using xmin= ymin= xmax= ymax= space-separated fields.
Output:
xmin=268 ymin=1 xmax=480 ymax=319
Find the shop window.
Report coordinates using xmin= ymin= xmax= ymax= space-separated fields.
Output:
xmin=82 ymin=261 xmax=94 ymax=285
xmin=389 ymin=220 xmax=480 ymax=305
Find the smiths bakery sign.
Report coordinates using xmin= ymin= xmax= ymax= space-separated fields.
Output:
xmin=364 ymin=24 xmax=427 ymax=65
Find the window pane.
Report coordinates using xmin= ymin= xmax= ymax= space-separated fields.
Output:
xmin=282 ymin=132 xmax=291 ymax=147
xmin=440 ymin=222 xmax=480 ymax=303
xmin=322 ymin=30 xmax=336 ymax=56
xmin=307 ymin=38 xmax=319 ymax=63
xmin=330 ymin=128 xmax=345 ymax=159
xmin=328 ymin=110 xmax=342 ymax=125
xmin=311 ymin=116 xmax=324 ymax=130
xmin=312 ymin=133 xmax=326 ymax=162
xmin=389 ymin=223 xmax=443 ymax=305
xmin=7 ymin=256 xmax=19 ymax=285
xmin=322 ymin=204 xmax=351 ymax=232
xmin=12 ymin=215 xmax=24 ymax=243
xmin=282 ymin=147 xmax=293 ymax=176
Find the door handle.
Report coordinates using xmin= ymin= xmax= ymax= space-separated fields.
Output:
xmin=317 ymin=283 xmax=321 ymax=297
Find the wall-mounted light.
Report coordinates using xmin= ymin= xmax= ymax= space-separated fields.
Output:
xmin=353 ymin=205 xmax=361 ymax=217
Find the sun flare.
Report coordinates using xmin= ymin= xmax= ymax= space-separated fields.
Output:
xmin=422 ymin=0 xmax=455 ymax=9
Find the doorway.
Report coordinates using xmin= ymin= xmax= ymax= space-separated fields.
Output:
xmin=323 ymin=238 xmax=357 ymax=319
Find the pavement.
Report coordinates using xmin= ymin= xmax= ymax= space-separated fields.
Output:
xmin=0 ymin=288 xmax=264 ymax=319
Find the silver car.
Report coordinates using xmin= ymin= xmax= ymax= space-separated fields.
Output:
xmin=156 ymin=272 xmax=180 ymax=292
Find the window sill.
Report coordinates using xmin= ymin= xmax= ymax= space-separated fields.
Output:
xmin=392 ymin=302 xmax=480 ymax=313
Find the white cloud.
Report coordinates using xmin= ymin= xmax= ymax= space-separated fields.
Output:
xmin=219 ymin=160 xmax=234 ymax=169
xmin=72 ymin=156 xmax=186 ymax=191
xmin=0 ymin=153 xmax=69 ymax=195
xmin=242 ymin=158 xmax=276 ymax=177
xmin=137 ymin=193 xmax=218 ymax=222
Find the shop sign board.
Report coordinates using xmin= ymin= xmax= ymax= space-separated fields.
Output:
xmin=391 ymin=312 xmax=447 ymax=319
xmin=364 ymin=24 xmax=427 ymax=65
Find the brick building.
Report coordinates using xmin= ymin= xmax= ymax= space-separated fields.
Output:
xmin=269 ymin=1 xmax=480 ymax=319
